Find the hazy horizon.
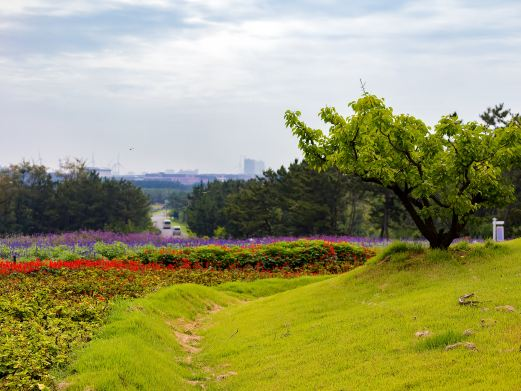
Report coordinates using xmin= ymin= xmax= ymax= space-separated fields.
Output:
xmin=2 ymin=0 xmax=520 ymax=173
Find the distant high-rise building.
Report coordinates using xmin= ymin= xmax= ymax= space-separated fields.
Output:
xmin=256 ymin=160 xmax=265 ymax=175
xmin=244 ymin=158 xmax=265 ymax=176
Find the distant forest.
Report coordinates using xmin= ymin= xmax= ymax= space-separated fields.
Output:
xmin=0 ymin=162 xmax=152 ymax=234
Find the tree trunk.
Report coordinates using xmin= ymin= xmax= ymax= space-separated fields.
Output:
xmin=380 ymin=191 xmax=391 ymax=240
xmin=390 ymin=186 xmax=464 ymax=250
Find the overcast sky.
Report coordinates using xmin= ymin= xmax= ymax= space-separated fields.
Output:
xmin=1 ymin=0 xmax=520 ymax=174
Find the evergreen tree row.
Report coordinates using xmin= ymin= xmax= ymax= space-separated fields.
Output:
xmin=186 ymin=160 xmax=417 ymax=239
xmin=0 ymin=162 xmax=152 ymax=234
xmin=186 ymin=160 xmax=521 ymax=240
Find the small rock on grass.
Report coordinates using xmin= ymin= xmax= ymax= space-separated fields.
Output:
xmin=445 ymin=342 xmax=477 ymax=351
xmin=463 ymin=329 xmax=474 ymax=336
xmin=495 ymin=305 xmax=516 ymax=313
xmin=415 ymin=330 xmax=430 ymax=338
xmin=216 ymin=371 xmax=237 ymax=381
xmin=480 ymin=318 xmax=496 ymax=328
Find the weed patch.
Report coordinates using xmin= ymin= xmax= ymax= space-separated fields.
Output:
xmin=417 ymin=330 xmax=465 ymax=351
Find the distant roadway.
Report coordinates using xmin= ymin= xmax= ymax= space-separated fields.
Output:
xmin=151 ymin=210 xmax=187 ymax=238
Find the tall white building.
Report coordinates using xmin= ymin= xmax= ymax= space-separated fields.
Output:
xmin=244 ymin=158 xmax=265 ymax=176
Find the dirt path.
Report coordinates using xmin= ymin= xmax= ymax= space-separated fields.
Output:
xmin=167 ymin=303 xmax=237 ymax=389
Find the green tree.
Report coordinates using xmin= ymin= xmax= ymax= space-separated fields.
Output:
xmin=225 ymin=178 xmax=281 ymax=237
xmin=186 ymin=180 xmax=244 ymax=236
xmin=166 ymin=192 xmax=190 ymax=222
xmin=0 ymin=163 xmax=57 ymax=234
xmin=0 ymin=160 xmax=152 ymax=234
xmin=463 ymin=104 xmax=521 ymax=238
xmin=285 ymin=94 xmax=521 ymax=249
xmin=101 ymin=179 xmax=152 ymax=232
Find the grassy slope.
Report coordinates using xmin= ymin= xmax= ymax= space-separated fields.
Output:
xmin=199 ymin=241 xmax=521 ymax=390
xmin=62 ymin=284 xmax=236 ymax=390
xmin=63 ymin=241 xmax=521 ymax=390
xmin=61 ymin=277 xmax=327 ymax=390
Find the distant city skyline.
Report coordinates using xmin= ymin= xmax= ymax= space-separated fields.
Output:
xmin=243 ymin=158 xmax=265 ymax=176
xmin=0 ymin=157 xmax=267 ymax=175
xmin=1 ymin=1 xmax=521 ymax=173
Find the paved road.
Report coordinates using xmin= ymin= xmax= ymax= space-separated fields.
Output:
xmin=151 ymin=210 xmax=186 ymax=238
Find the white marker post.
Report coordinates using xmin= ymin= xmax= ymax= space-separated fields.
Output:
xmin=492 ymin=217 xmax=505 ymax=242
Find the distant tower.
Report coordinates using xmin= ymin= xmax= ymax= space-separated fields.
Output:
xmin=243 ymin=158 xmax=265 ymax=176
xmin=112 ymin=154 xmax=122 ymax=176
xmin=256 ymin=160 xmax=265 ymax=174
xmin=244 ymin=158 xmax=255 ymax=176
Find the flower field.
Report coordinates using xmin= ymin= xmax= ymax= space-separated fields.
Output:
xmin=0 ymin=234 xmax=375 ymax=273
xmin=0 ymin=231 xmax=388 ymax=260
xmin=0 ymin=234 xmax=375 ymax=390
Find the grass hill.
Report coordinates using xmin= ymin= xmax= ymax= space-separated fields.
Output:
xmin=62 ymin=240 xmax=521 ymax=390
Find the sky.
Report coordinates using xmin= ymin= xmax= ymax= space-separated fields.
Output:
xmin=1 ymin=0 xmax=520 ymax=174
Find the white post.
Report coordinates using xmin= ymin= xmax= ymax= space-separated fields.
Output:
xmin=492 ymin=217 xmax=505 ymax=242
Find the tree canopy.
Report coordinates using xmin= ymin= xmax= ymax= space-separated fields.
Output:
xmin=185 ymin=160 xmax=414 ymax=239
xmin=0 ymin=162 xmax=152 ymax=235
xmin=285 ymin=94 xmax=521 ymax=248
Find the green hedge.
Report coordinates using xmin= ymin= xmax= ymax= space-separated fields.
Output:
xmin=132 ymin=240 xmax=373 ymax=272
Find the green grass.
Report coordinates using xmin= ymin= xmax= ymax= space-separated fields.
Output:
xmin=198 ymin=240 xmax=521 ymax=390
xmin=215 ymin=275 xmax=333 ymax=299
xmin=62 ymin=240 xmax=521 ymax=390
xmin=61 ymin=284 xmax=236 ymax=390
xmin=60 ymin=276 xmax=326 ymax=390
xmin=416 ymin=330 xmax=465 ymax=351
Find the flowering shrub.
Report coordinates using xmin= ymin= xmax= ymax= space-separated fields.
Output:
xmin=0 ymin=236 xmax=375 ymax=389
xmin=0 ymin=239 xmax=374 ymax=272
xmin=0 ymin=259 xmax=169 ymax=275
xmin=130 ymin=240 xmax=374 ymax=272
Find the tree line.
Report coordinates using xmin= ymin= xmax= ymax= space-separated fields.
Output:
xmin=185 ymin=158 xmax=521 ymax=241
xmin=0 ymin=161 xmax=152 ymax=235
xmin=185 ymin=160 xmax=416 ymax=239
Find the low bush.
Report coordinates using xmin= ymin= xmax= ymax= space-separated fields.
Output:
xmin=130 ymin=240 xmax=374 ymax=272
xmin=0 ymin=239 xmax=374 ymax=273
xmin=2 ymin=240 xmax=374 ymax=273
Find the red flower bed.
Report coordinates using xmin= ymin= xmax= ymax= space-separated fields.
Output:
xmin=0 ymin=259 xmax=173 ymax=275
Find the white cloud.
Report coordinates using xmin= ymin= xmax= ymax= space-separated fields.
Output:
xmin=0 ymin=0 xmax=172 ymax=16
xmin=3 ymin=1 xmax=519 ymax=102
xmin=1 ymin=0 xmax=521 ymax=172
xmin=0 ymin=0 xmax=258 ymax=17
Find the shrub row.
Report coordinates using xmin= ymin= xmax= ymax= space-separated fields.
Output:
xmin=2 ymin=240 xmax=374 ymax=273
xmin=128 ymin=240 xmax=374 ymax=271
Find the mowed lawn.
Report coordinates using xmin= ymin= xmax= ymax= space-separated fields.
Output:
xmin=63 ymin=240 xmax=521 ymax=390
